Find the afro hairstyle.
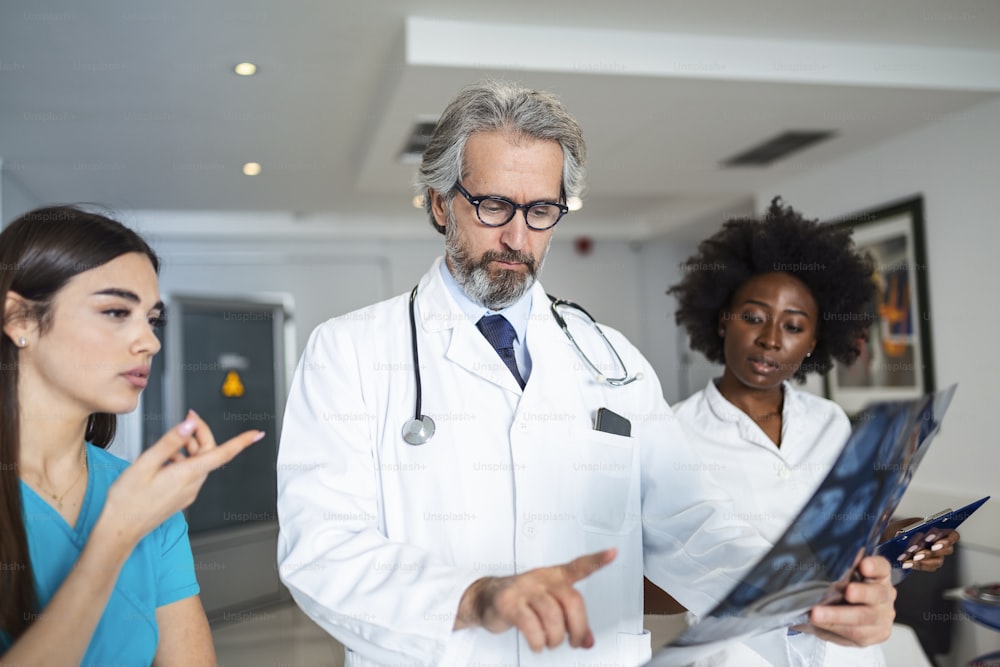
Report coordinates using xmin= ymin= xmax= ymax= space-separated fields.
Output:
xmin=668 ymin=197 xmax=878 ymax=382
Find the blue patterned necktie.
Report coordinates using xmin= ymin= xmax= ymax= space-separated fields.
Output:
xmin=476 ymin=314 xmax=525 ymax=388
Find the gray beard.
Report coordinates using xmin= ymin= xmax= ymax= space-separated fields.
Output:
xmin=444 ymin=209 xmax=548 ymax=310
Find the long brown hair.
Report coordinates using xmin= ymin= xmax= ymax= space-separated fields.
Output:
xmin=0 ymin=206 xmax=159 ymax=641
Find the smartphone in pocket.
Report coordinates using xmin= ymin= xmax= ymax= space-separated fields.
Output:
xmin=594 ymin=407 xmax=631 ymax=437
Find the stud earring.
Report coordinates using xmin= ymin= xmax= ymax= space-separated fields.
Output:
xmin=806 ymin=351 xmax=812 ymax=358
xmin=17 ymin=337 xmax=26 ymax=348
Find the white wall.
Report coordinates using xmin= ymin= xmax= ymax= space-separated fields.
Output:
xmin=139 ymin=225 xmax=646 ymax=401
xmin=0 ymin=166 xmax=41 ymax=225
xmin=636 ymin=234 xmax=692 ymax=404
xmin=639 ymin=200 xmax=755 ymax=404
xmin=757 ymin=95 xmax=1000 ymax=664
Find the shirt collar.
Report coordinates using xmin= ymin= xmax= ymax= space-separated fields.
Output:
xmin=438 ymin=257 xmax=533 ymax=344
xmin=704 ymin=378 xmax=804 ymax=423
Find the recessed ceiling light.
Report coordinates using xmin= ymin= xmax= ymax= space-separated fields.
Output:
xmin=234 ymin=62 xmax=257 ymax=76
xmin=242 ymin=162 xmax=262 ymax=176
xmin=567 ymin=196 xmax=583 ymax=212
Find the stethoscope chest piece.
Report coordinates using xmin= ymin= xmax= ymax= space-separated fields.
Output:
xmin=402 ymin=415 xmax=435 ymax=446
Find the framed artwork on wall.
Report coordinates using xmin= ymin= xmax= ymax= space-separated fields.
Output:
xmin=824 ymin=196 xmax=935 ymax=415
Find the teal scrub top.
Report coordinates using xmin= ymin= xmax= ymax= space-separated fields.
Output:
xmin=2 ymin=444 xmax=199 ymax=666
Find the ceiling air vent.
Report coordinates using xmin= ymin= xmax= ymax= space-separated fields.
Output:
xmin=398 ymin=120 xmax=439 ymax=164
xmin=722 ymin=130 xmax=835 ymax=167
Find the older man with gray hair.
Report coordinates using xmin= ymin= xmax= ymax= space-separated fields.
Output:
xmin=276 ymin=80 xmax=896 ymax=667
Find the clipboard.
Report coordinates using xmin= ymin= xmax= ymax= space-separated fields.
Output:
xmin=876 ymin=495 xmax=990 ymax=566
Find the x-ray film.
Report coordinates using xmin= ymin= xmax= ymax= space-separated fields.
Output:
xmin=648 ymin=384 xmax=958 ymax=665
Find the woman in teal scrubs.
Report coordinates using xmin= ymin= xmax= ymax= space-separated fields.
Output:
xmin=0 ymin=206 xmax=263 ymax=665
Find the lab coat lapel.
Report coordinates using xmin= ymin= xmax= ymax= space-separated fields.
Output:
xmin=416 ymin=259 xmax=523 ymax=394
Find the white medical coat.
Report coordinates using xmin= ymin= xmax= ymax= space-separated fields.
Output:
xmin=277 ymin=258 xmax=768 ymax=666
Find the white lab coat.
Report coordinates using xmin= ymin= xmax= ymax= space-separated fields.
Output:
xmin=277 ymin=258 xmax=768 ymax=666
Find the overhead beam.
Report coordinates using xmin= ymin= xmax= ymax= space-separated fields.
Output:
xmin=407 ymin=16 xmax=1000 ymax=92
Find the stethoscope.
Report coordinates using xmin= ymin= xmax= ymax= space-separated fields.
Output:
xmin=401 ymin=285 xmax=642 ymax=445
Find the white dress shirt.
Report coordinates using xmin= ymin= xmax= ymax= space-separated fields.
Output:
xmin=437 ymin=258 xmax=533 ymax=380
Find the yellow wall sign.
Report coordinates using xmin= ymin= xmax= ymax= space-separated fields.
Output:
xmin=222 ymin=370 xmax=245 ymax=398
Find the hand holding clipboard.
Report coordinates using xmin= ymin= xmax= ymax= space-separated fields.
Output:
xmin=876 ymin=496 xmax=990 ymax=570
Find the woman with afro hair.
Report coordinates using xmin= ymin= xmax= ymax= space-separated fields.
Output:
xmin=663 ymin=198 xmax=955 ymax=666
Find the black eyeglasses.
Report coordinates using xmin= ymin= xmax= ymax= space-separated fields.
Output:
xmin=453 ymin=182 xmax=569 ymax=231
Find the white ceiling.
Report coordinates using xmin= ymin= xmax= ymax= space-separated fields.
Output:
xmin=1 ymin=0 xmax=999 ymax=239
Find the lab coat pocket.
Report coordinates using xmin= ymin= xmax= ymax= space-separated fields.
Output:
xmin=573 ymin=429 xmax=636 ymax=534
